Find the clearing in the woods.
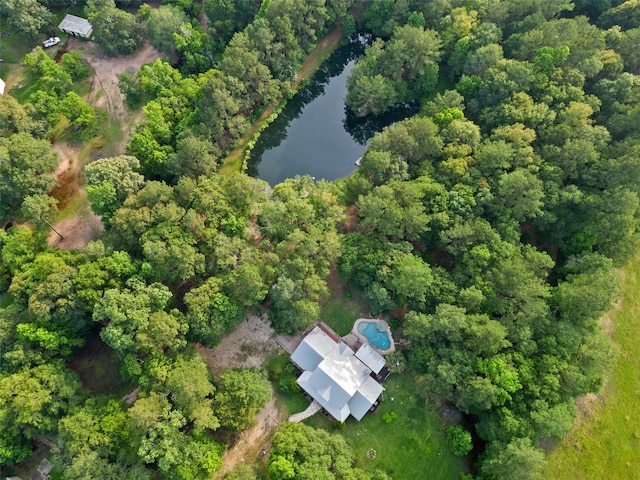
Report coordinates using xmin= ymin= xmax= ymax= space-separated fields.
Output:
xmin=544 ymin=256 xmax=640 ymax=479
xmin=197 ymin=314 xmax=284 ymax=476
xmin=46 ymin=40 xmax=162 ymax=249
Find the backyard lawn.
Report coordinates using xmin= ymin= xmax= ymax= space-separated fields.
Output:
xmin=544 ymin=254 xmax=640 ymax=478
xmin=305 ymin=371 xmax=467 ymax=479
xmin=320 ymin=293 xmax=369 ymax=336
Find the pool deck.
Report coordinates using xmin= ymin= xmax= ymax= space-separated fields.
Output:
xmin=350 ymin=318 xmax=395 ymax=355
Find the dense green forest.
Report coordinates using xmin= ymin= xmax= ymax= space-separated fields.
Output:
xmin=2 ymin=0 xmax=640 ymax=478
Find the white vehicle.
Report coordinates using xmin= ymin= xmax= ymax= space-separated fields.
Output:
xmin=43 ymin=37 xmax=61 ymax=48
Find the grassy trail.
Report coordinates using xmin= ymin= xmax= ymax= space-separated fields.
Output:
xmin=544 ymin=254 xmax=640 ymax=479
xmin=219 ymin=26 xmax=344 ymax=176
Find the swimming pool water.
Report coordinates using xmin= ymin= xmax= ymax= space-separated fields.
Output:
xmin=358 ymin=321 xmax=391 ymax=350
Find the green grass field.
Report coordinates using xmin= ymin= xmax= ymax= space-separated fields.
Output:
xmin=305 ymin=372 xmax=467 ymax=479
xmin=320 ymin=290 xmax=370 ymax=336
xmin=544 ymin=254 xmax=640 ymax=479
xmin=0 ymin=20 xmax=34 ymax=63
xmin=274 ymin=385 xmax=310 ymax=419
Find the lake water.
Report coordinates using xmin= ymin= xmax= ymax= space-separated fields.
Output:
xmin=247 ymin=35 xmax=419 ymax=186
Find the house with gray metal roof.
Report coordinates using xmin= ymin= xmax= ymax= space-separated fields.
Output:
xmin=291 ymin=323 xmax=385 ymax=421
xmin=58 ymin=14 xmax=93 ymax=38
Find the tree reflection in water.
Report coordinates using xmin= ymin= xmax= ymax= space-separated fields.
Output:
xmin=247 ymin=34 xmax=419 ymax=184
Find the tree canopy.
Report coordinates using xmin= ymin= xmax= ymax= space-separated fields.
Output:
xmin=3 ymin=0 xmax=640 ymax=478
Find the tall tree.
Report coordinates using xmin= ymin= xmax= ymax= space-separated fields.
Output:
xmin=0 ymin=95 xmax=46 ymax=138
xmin=163 ymin=353 xmax=219 ymax=432
xmin=269 ymin=422 xmax=389 ymax=480
xmin=21 ymin=193 xmax=64 ymax=239
xmin=145 ymin=5 xmax=188 ymax=56
xmin=136 ymin=405 xmax=223 ymax=479
xmin=0 ymin=0 xmax=54 ymax=39
xmin=346 ymin=25 xmax=442 ymax=116
xmin=203 ymin=0 xmax=262 ymax=44
xmin=214 ymin=368 xmax=271 ymax=431
xmin=479 ymin=438 xmax=545 ymax=480
xmin=91 ymin=6 xmax=144 ymax=57
xmin=0 ymin=362 xmax=80 ymax=466
xmin=85 ymin=155 xmax=145 ymax=219
xmin=0 ymin=132 xmax=59 ymax=223
xmin=184 ymin=277 xmax=243 ymax=345
xmin=92 ymin=277 xmax=187 ymax=378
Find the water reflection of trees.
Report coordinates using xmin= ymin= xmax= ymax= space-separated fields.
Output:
xmin=342 ymin=101 xmax=421 ymax=145
xmin=248 ymin=34 xmax=421 ymax=177
xmin=247 ymin=36 xmax=370 ymax=176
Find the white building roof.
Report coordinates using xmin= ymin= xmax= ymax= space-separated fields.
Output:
xmin=292 ymin=324 xmax=384 ymax=422
xmin=299 ymin=366 xmax=352 ymax=421
xmin=291 ymin=339 xmax=325 ymax=372
xmin=291 ymin=325 xmax=353 ymax=371
xmin=58 ymin=14 xmax=93 ymax=37
xmin=0 ymin=78 xmax=5 ymax=95
xmin=355 ymin=343 xmax=386 ymax=374
xmin=320 ymin=354 xmax=369 ymax=397
xmin=349 ymin=377 xmax=384 ymax=420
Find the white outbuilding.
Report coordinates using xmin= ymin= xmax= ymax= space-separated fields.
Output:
xmin=58 ymin=14 xmax=93 ymax=38
xmin=0 ymin=78 xmax=5 ymax=95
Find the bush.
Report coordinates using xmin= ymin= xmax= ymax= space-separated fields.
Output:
xmin=446 ymin=425 xmax=473 ymax=457
xmin=61 ymin=52 xmax=92 ymax=81
xmin=288 ymin=377 xmax=301 ymax=393
xmin=117 ymin=72 xmax=142 ymax=109
xmin=386 ymin=352 xmax=407 ymax=373
xmin=267 ymin=354 xmax=295 ymax=381
xmin=382 ymin=411 xmax=397 ymax=423
xmin=268 ymin=353 xmax=301 ymax=395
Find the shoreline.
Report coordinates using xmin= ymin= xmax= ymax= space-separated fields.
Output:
xmin=219 ymin=25 xmax=345 ymax=176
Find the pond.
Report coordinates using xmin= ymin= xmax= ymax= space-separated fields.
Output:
xmin=247 ymin=35 xmax=420 ymax=186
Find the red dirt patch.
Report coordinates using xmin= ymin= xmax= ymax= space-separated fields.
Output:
xmin=50 ymin=141 xmax=85 ymax=210
xmin=343 ymin=204 xmax=359 ymax=233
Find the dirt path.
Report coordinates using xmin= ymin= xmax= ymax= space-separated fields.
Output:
xmin=215 ymin=397 xmax=283 ymax=477
xmin=72 ymin=39 xmax=162 ymax=151
xmin=45 ymin=42 xmax=162 ymax=249
xmin=197 ymin=314 xmax=286 ymax=474
xmin=293 ymin=27 xmax=344 ymax=87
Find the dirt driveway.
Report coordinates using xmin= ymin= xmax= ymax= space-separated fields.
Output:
xmin=197 ymin=314 xmax=287 ymax=475
xmin=69 ymin=38 xmax=162 ymax=147
xmin=47 ymin=41 xmax=162 ymax=249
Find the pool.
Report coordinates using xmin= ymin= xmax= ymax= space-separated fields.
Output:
xmin=357 ymin=321 xmax=391 ymax=350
